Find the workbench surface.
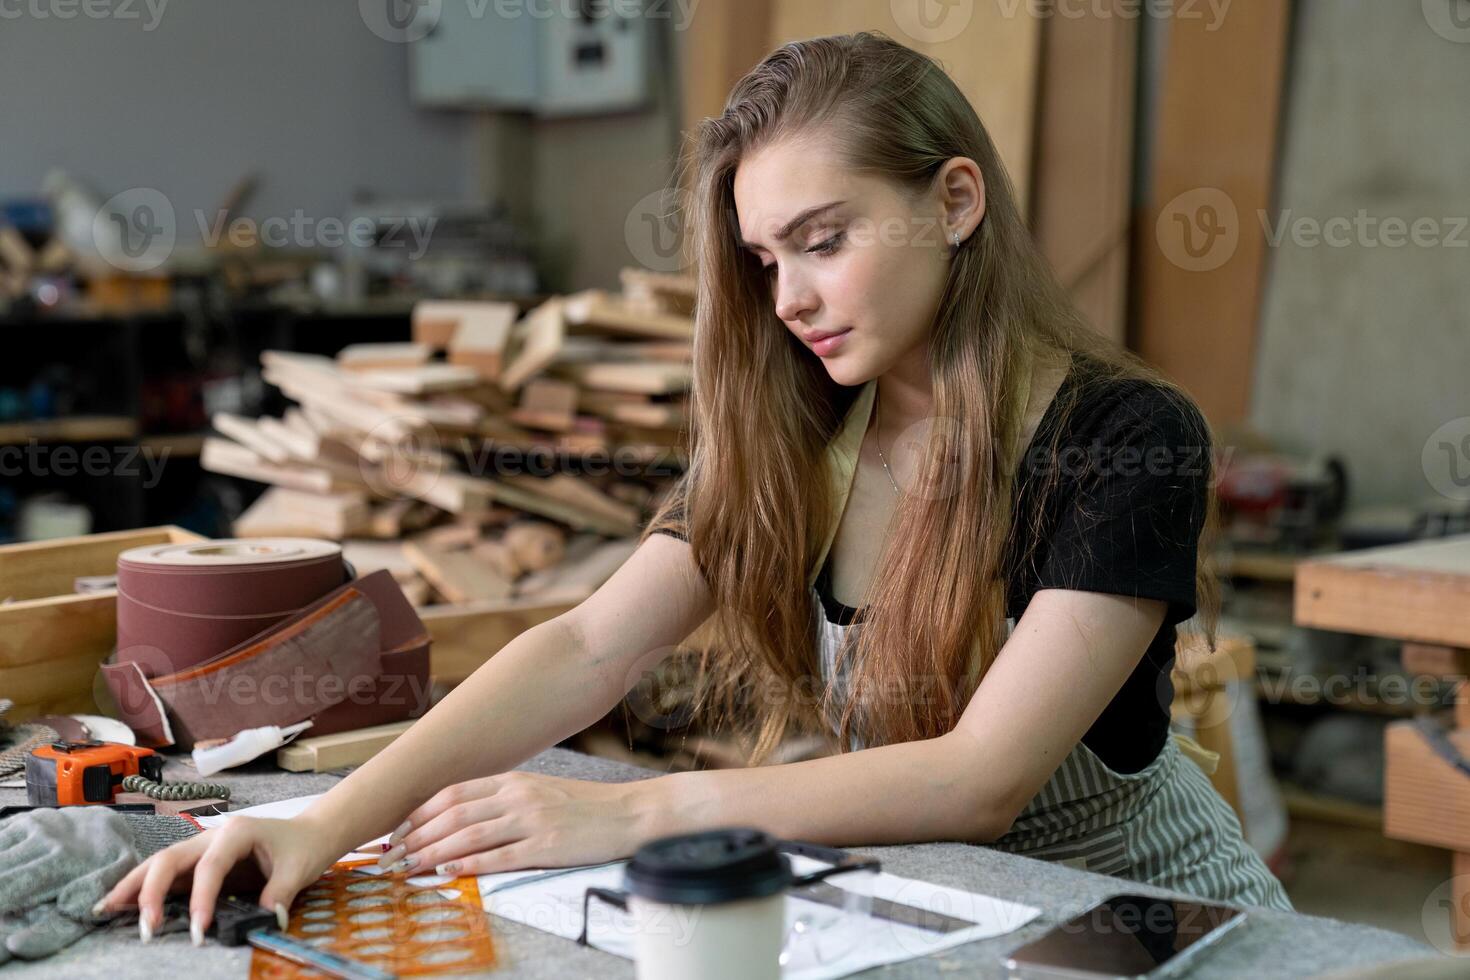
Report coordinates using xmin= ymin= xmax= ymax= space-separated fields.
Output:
xmin=0 ymin=747 xmax=1441 ymax=978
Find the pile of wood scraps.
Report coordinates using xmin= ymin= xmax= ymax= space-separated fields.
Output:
xmin=202 ymin=269 xmax=694 ymax=612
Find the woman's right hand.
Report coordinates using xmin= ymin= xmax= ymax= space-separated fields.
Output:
xmin=95 ymin=814 xmax=341 ymax=945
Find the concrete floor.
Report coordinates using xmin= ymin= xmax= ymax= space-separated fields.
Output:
xmin=1282 ymin=817 xmax=1453 ymax=949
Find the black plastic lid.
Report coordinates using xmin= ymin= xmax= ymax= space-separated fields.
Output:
xmin=624 ymin=828 xmax=792 ymax=906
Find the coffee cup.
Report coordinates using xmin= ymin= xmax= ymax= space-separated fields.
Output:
xmin=578 ymin=828 xmax=879 ymax=979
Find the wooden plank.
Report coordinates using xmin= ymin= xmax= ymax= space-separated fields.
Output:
xmin=448 ymin=303 xmax=518 ymax=381
xmin=201 ymin=437 xmax=337 ymax=495
xmin=233 ymin=487 xmax=370 ymax=540
xmin=1384 ymin=720 xmax=1470 ymax=852
xmin=337 ymin=343 xmax=432 ymax=371
xmin=403 ymin=538 xmax=513 ymax=604
xmin=212 ymin=412 xmax=292 ymax=464
xmin=562 ymin=290 xmax=694 ymax=341
xmin=0 ymin=526 xmax=204 ymax=722
xmin=0 ymin=415 xmax=138 ymax=446
xmin=276 ymin=720 xmax=418 ymax=772
xmin=553 ymin=361 xmax=692 ymax=396
xmin=1295 ymin=536 xmax=1470 ymax=647
xmin=1133 ymin=1 xmax=1291 ymax=425
xmin=509 ymin=379 xmax=580 ymax=432
xmin=0 ymin=526 xmax=191 ymax=602
xmin=421 ymin=596 xmax=580 ymax=684
xmin=1030 ymin=12 xmax=1136 ymax=345
xmin=500 ymin=298 xmax=567 ymax=391
xmin=498 ymin=475 xmax=641 ymax=538
xmin=343 ymin=364 xmax=481 ymax=396
xmin=1402 ymin=644 xmax=1470 ymax=680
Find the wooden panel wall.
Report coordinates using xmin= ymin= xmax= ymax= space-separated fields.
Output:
xmin=1133 ymin=1 xmax=1292 ymax=426
xmin=762 ymin=0 xmax=1044 ymax=208
xmin=1030 ymin=13 xmax=1138 ymax=345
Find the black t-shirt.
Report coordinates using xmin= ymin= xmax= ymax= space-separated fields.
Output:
xmin=660 ymin=357 xmax=1211 ymax=775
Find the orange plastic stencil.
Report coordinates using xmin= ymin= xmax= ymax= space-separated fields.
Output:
xmin=250 ymin=860 xmax=498 ymax=978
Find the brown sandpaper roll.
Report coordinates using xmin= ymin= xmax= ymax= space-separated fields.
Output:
xmin=115 ymin=538 xmax=345 ymax=676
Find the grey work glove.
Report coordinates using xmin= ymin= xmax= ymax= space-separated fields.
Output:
xmin=0 ymin=807 xmax=198 ymax=961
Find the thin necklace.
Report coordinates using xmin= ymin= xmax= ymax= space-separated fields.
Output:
xmin=873 ymin=392 xmax=902 ymax=496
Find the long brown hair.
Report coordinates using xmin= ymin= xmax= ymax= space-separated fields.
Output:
xmin=645 ymin=32 xmax=1218 ymax=762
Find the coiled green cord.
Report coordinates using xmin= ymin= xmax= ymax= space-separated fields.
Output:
xmin=121 ymin=774 xmax=231 ymax=801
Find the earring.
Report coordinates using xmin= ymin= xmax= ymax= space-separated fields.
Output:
xmin=950 ymin=230 xmax=962 ymax=256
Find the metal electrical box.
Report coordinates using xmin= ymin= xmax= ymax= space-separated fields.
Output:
xmin=410 ymin=0 xmax=651 ymax=117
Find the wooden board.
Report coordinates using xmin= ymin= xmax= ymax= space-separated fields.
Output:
xmin=1132 ymin=1 xmax=1291 ymax=424
xmin=0 ymin=526 xmax=205 ymax=722
xmin=500 ymin=298 xmax=567 ymax=391
xmin=1384 ymin=720 xmax=1470 ymax=853
xmin=766 ymin=0 xmax=1042 ymax=209
xmin=201 ymin=437 xmax=337 ymax=495
xmin=448 ymin=303 xmax=518 ymax=381
xmin=337 ymin=343 xmax=432 ymax=371
xmin=1295 ymin=536 xmax=1470 ymax=647
xmin=403 ymin=538 xmax=514 ymax=604
xmin=553 ymin=361 xmax=692 ymax=396
xmin=276 ymin=720 xmax=417 ymax=772
xmin=679 ymin=0 xmax=774 ymax=138
xmin=1030 ymin=12 xmax=1136 ymax=344
xmin=562 ymin=290 xmax=695 ymax=342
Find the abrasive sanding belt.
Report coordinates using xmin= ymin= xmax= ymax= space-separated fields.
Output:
xmin=99 ymin=539 xmax=431 ymax=749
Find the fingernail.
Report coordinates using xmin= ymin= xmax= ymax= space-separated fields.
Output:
xmin=190 ymin=916 xmax=204 ymax=947
xmin=275 ymin=903 xmax=288 ymax=931
xmin=436 ymin=862 xmax=459 ymax=876
xmin=387 ymin=856 xmax=417 ymax=874
xmin=376 ymin=843 xmax=406 ymax=869
xmin=139 ymin=915 xmax=153 ymax=943
xmin=91 ymin=900 xmax=108 ymax=918
xmin=388 ymin=820 xmax=411 ymax=846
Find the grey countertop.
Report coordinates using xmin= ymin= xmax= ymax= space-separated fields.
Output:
xmin=0 ymin=747 xmax=1443 ymax=978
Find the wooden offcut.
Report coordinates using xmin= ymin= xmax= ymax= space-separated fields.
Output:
xmin=403 ymin=538 xmax=513 ymax=604
xmin=276 ymin=720 xmax=418 ymax=772
xmin=448 ymin=303 xmax=518 ymax=381
xmin=1296 ymin=536 xmax=1470 ymax=648
xmin=500 ymin=298 xmax=567 ymax=391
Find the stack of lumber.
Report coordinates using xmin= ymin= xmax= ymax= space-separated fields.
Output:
xmin=203 ymin=269 xmax=694 ymax=608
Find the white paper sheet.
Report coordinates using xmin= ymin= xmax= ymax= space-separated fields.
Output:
xmin=204 ymin=796 xmax=1041 ymax=976
xmin=196 ymin=794 xmax=392 ymax=860
xmin=480 ymin=854 xmax=1041 ymax=979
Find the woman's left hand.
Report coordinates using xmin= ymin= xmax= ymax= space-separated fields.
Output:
xmin=380 ymin=771 xmax=651 ymax=877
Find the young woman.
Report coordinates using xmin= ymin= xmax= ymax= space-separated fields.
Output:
xmin=101 ymin=32 xmax=1290 ymax=941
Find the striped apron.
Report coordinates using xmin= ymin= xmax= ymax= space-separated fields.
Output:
xmin=812 ymin=602 xmax=1294 ymax=911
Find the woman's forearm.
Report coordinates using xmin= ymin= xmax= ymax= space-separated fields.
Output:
xmin=636 ymin=731 xmax=1011 ymax=848
xmin=299 ymin=616 xmax=619 ymax=856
